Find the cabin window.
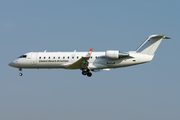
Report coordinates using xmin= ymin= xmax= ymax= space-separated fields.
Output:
xmin=49 ymin=57 xmax=50 ymax=59
xmin=53 ymin=57 xmax=55 ymax=59
xmin=96 ymin=56 xmax=97 ymax=59
xmin=63 ymin=57 xmax=65 ymax=59
xmin=77 ymin=56 xmax=79 ymax=59
xmin=58 ymin=57 xmax=60 ymax=59
xmin=91 ymin=56 xmax=92 ymax=59
xmin=39 ymin=57 xmax=41 ymax=59
xmin=67 ymin=57 xmax=69 ymax=59
xmin=72 ymin=57 xmax=74 ymax=59
xmin=44 ymin=57 xmax=46 ymax=59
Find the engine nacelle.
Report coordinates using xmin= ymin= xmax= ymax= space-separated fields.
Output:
xmin=105 ymin=50 xmax=120 ymax=59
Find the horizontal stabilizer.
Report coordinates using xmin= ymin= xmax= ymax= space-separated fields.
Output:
xmin=164 ymin=36 xmax=171 ymax=39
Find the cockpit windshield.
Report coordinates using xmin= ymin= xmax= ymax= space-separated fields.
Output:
xmin=18 ymin=55 xmax=27 ymax=58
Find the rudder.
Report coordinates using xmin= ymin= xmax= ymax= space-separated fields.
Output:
xmin=136 ymin=35 xmax=169 ymax=55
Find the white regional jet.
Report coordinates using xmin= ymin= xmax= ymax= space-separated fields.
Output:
xmin=9 ymin=35 xmax=170 ymax=77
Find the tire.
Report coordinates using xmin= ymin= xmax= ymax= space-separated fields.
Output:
xmin=82 ymin=71 xmax=87 ymax=75
xmin=87 ymin=72 xmax=92 ymax=77
xmin=19 ymin=73 xmax=23 ymax=76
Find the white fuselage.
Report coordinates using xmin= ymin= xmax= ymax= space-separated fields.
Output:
xmin=9 ymin=51 xmax=154 ymax=70
xmin=8 ymin=34 xmax=168 ymax=77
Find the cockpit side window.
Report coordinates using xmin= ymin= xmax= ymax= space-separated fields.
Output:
xmin=18 ymin=55 xmax=27 ymax=58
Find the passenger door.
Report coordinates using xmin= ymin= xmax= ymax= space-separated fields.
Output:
xmin=31 ymin=53 xmax=37 ymax=65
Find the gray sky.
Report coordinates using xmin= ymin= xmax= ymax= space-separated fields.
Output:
xmin=1 ymin=0 xmax=180 ymax=120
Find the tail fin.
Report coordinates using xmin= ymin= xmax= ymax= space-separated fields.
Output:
xmin=136 ymin=35 xmax=170 ymax=55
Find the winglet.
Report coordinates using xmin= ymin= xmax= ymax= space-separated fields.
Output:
xmin=86 ymin=48 xmax=93 ymax=57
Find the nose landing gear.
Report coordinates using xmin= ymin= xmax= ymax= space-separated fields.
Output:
xmin=82 ymin=69 xmax=92 ymax=77
xmin=19 ymin=73 xmax=23 ymax=76
xmin=19 ymin=68 xmax=23 ymax=76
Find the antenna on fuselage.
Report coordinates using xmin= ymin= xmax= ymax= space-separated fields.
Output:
xmin=74 ymin=50 xmax=76 ymax=52
xmin=44 ymin=50 xmax=47 ymax=52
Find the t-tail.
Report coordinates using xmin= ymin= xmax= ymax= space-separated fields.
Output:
xmin=136 ymin=35 xmax=170 ymax=55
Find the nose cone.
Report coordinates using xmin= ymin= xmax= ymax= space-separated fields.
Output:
xmin=9 ymin=60 xmax=19 ymax=68
xmin=9 ymin=62 xmax=14 ymax=67
xmin=9 ymin=61 xmax=16 ymax=67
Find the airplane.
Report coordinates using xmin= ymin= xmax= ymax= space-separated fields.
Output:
xmin=9 ymin=34 xmax=170 ymax=77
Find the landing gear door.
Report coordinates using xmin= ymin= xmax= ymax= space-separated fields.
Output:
xmin=31 ymin=53 xmax=37 ymax=65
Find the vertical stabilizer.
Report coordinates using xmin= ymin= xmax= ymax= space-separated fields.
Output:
xmin=136 ymin=35 xmax=169 ymax=55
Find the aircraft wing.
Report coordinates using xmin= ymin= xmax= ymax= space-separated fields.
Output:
xmin=65 ymin=49 xmax=93 ymax=69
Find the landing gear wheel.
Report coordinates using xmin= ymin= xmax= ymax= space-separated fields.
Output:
xmin=19 ymin=68 xmax=23 ymax=76
xmin=81 ymin=69 xmax=92 ymax=77
xmin=82 ymin=71 xmax=87 ymax=75
xmin=19 ymin=73 xmax=23 ymax=76
xmin=87 ymin=72 xmax=92 ymax=77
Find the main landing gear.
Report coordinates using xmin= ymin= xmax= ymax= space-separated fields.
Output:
xmin=82 ymin=69 xmax=92 ymax=77
xmin=19 ymin=68 xmax=23 ymax=76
